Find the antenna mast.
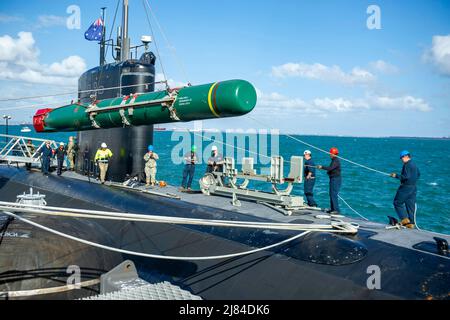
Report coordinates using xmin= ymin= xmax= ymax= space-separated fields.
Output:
xmin=121 ymin=0 xmax=130 ymax=61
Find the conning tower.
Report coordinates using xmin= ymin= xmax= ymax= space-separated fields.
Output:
xmin=77 ymin=0 xmax=156 ymax=181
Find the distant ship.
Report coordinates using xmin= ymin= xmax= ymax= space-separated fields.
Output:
xmin=154 ymin=125 xmax=166 ymax=132
xmin=20 ymin=125 xmax=31 ymax=133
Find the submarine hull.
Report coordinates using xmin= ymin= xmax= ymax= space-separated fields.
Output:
xmin=1 ymin=166 xmax=449 ymax=300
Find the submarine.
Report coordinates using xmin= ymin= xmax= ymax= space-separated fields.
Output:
xmin=1 ymin=0 xmax=449 ymax=300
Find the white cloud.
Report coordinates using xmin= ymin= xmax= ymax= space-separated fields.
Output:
xmin=36 ymin=15 xmax=67 ymax=28
xmin=312 ymin=97 xmax=369 ymax=112
xmin=424 ymin=34 xmax=450 ymax=76
xmin=271 ymin=62 xmax=375 ymax=85
xmin=0 ymin=31 xmax=39 ymax=64
xmin=0 ymin=32 xmax=86 ymax=86
xmin=0 ymin=14 xmax=23 ymax=23
xmin=155 ymin=73 xmax=188 ymax=90
xmin=370 ymin=95 xmax=431 ymax=112
xmin=369 ymin=60 xmax=399 ymax=74
xmin=46 ymin=56 xmax=86 ymax=77
xmin=256 ymin=89 xmax=431 ymax=114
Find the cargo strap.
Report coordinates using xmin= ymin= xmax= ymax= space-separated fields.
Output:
xmin=86 ymin=103 xmax=101 ymax=129
xmin=118 ymin=94 xmax=137 ymax=126
xmin=162 ymin=90 xmax=180 ymax=121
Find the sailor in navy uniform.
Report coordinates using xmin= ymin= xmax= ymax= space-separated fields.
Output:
xmin=303 ymin=150 xmax=318 ymax=207
xmin=390 ymin=151 xmax=420 ymax=229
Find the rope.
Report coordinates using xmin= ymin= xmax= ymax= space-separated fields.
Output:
xmin=142 ymin=0 xmax=169 ymax=90
xmin=0 ymin=80 xmax=168 ymax=104
xmin=0 ymin=202 xmax=358 ymax=233
xmin=106 ymin=0 xmax=120 ymax=61
xmin=143 ymin=0 xmax=191 ymax=84
xmin=0 ymin=278 xmax=100 ymax=298
xmin=338 ymin=195 xmax=369 ymax=221
xmin=413 ymin=204 xmax=449 ymax=237
xmin=247 ymin=116 xmax=392 ymax=177
xmin=94 ymin=0 xmax=121 ymax=94
xmin=170 ymin=124 xmax=274 ymax=162
xmin=2 ymin=210 xmax=311 ymax=261
xmin=0 ymin=99 xmax=79 ymax=112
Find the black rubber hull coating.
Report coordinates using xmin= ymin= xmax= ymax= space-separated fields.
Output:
xmin=1 ymin=166 xmax=449 ymax=300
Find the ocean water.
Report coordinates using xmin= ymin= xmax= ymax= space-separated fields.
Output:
xmin=2 ymin=125 xmax=449 ymax=234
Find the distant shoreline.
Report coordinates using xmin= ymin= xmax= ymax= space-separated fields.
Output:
xmin=1 ymin=124 xmax=449 ymax=140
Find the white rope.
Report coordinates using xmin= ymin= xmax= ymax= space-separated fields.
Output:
xmin=0 ymin=80 xmax=168 ymax=104
xmin=413 ymin=204 xmax=449 ymax=237
xmin=338 ymin=195 xmax=369 ymax=221
xmin=0 ymin=201 xmax=358 ymax=233
xmin=0 ymin=278 xmax=100 ymax=298
xmin=143 ymin=0 xmax=191 ymax=84
xmin=247 ymin=116 xmax=392 ymax=177
xmin=1 ymin=210 xmax=311 ymax=261
xmin=170 ymin=123 xmax=274 ymax=162
xmin=142 ymin=0 xmax=169 ymax=89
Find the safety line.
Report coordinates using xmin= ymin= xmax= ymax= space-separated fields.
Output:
xmin=2 ymin=210 xmax=311 ymax=261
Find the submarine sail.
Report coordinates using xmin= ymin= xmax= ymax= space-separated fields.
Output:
xmin=75 ymin=1 xmax=156 ymax=182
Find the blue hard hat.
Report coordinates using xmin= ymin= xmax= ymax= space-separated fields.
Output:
xmin=148 ymin=145 xmax=154 ymax=152
xmin=400 ymin=150 xmax=410 ymax=158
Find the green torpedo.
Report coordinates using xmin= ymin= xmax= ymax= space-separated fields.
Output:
xmin=33 ymin=79 xmax=257 ymax=132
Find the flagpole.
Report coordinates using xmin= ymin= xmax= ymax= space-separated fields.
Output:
xmin=100 ymin=7 xmax=106 ymax=66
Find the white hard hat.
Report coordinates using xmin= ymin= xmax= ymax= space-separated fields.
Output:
xmin=304 ymin=150 xmax=312 ymax=155
xmin=212 ymin=146 xmax=218 ymax=152
xmin=101 ymin=143 xmax=107 ymax=148
xmin=59 ymin=142 xmax=65 ymax=146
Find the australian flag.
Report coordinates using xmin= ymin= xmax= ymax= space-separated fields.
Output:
xmin=84 ymin=18 xmax=104 ymax=41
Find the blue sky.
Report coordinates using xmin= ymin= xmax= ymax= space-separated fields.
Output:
xmin=0 ymin=0 xmax=449 ymax=137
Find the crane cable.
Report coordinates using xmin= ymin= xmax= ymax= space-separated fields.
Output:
xmin=143 ymin=0 xmax=191 ymax=85
xmin=142 ymin=0 xmax=169 ymax=90
xmin=0 ymin=80 xmax=168 ymax=106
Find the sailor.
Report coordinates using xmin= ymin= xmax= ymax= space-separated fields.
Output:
xmin=38 ymin=140 xmax=54 ymax=176
xmin=206 ymin=145 xmax=224 ymax=173
xmin=303 ymin=150 xmax=318 ymax=207
xmin=94 ymin=143 xmax=113 ymax=184
xmin=56 ymin=142 xmax=66 ymax=176
xmin=25 ymin=139 xmax=35 ymax=170
xmin=143 ymin=145 xmax=159 ymax=187
xmin=317 ymin=147 xmax=341 ymax=214
xmin=66 ymin=136 xmax=78 ymax=171
xmin=390 ymin=151 xmax=420 ymax=229
xmin=181 ymin=145 xmax=198 ymax=191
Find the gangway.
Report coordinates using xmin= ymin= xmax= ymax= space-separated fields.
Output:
xmin=0 ymin=134 xmax=58 ymax=166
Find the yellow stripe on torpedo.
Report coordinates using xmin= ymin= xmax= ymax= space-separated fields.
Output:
xmin=207 ymin=82 xmax=220 ymax=118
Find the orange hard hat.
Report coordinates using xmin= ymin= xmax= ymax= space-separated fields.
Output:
xmin=159 ymin=181 xmax=167 ymax=187
xmin=330 ymin=147 xmax=339 ymax=155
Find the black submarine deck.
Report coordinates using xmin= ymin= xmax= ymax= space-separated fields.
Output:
xmin=1 ymin=164 xmax=449 ymax=300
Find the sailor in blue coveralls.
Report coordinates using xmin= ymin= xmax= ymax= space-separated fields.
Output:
xmin=318 ymin=147 xmax=341 ymax=214
xmin=38 ymin=140 xmax=54 ymax=176
xmin=390 ymin=151 xmax=420 ymax=229
xmin=303 ymin=150 xmax=318 ymax=207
